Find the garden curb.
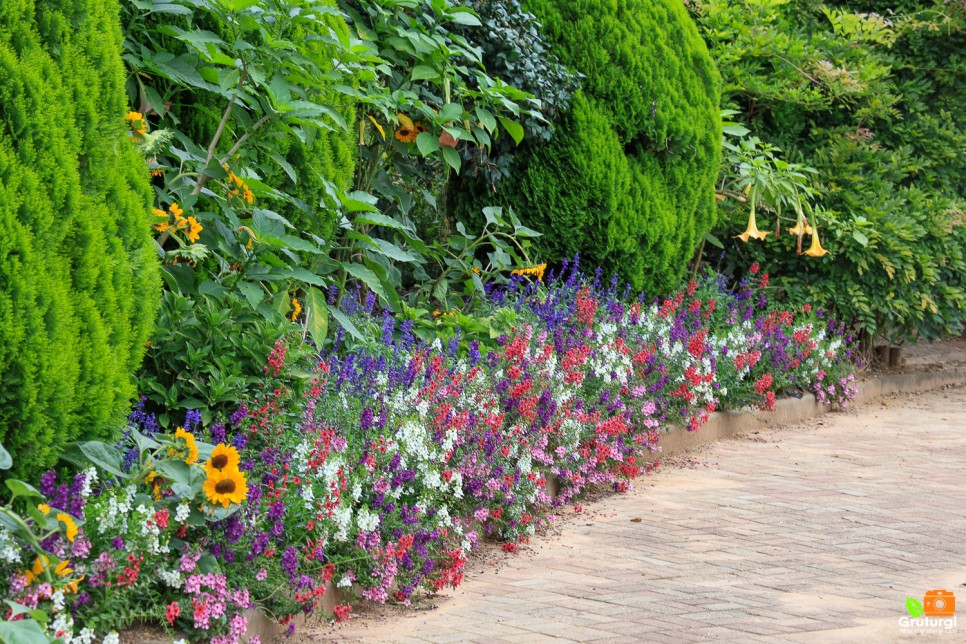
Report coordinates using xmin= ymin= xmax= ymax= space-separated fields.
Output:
xmin=231 ymin=368 xmax=966 ymax=643
xmin=649 ymin=367 xmax=966 ymax=460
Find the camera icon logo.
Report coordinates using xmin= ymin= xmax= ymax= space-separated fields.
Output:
xmin=924 ymin=590 xmax=956 ymax=617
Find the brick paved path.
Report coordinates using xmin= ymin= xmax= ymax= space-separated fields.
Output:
xmin=310 ymin=385 xmax=966 ymax=643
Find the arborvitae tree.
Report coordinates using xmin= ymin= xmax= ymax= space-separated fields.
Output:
xmin=452 ymin=0 xmax=721 ymax=295
xmin=0 ymin=0 xmax=159 ymax=473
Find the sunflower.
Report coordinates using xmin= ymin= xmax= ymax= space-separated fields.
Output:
xmin=174 ymin=427 xmax=199 ymax=465
xmin=290 ymin=298 xmax=302 ymax=322
xmin=394 ymin=113 xmax=419 ymax=143
xmin=203 ymin=467 xmax=248 ymax=508
xmin=205 ymin=444 xmax=241 ymax=477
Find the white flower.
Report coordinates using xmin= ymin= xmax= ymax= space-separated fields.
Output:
xmin=158 ymin=569 xmax=182 ymax=588
xmin=337 ymin=574 xmax=353 ymax=588
xmin=51 ymin=589 xmax=66 ymax=612
xmin=175 ymin=502 xmax=191 ymax=523
xmin=76 ymin=628 xmax=95 ymax=644
xmin=0 ymin=527 xmax=22 ymax=564
xmin=356 ymin=507 xmax=380 ymax=532
xmin=103 ymin=635 xmax=120 ymax=644
xmin=80 ymin=467 xmax=97 ymax=498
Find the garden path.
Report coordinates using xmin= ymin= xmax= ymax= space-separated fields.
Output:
xmin=305 ymin=383 xmax=966 ymax=643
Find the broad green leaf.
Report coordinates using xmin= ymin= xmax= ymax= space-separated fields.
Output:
xmin=236 ymin=281 xmax=263 ymax=308
xmin=476 ymin=107 xmax=497 ymax=132
xmin=438 ymin=103 xmax=463 ymax=122
xmin=5 ymin=479 xmax=41 ymax=500
xmin=304 ymin=287 xmax=329 ymax=348
xmin=286 ymin=266 xmax=328 ymax=287
xmin=0 ymin=618 xmax=49 ymax=644
xmin=412 ymin=65 xmax=439 ymax=81
xmin=722 ymin=123 xmax=751 ymax=137
xmin=852 ymin=230 xmax=869 ymax=246
xmin=343 ymin=263 xmax=388 ymax=303
xmin=441 ymin=146 xmax=462 ymax=173
xmin=416 ymin=132 xmax=440 ymax=156
xmin=340 ymin=190 xmax=379 ymax=212
xmin=499 ymin=117 xmax=525 ymax=145
xmin=449 ymin=9 xmax=482 ymax=26
xmin=355 ymin=213 xmax=405 ymax=231
xmin=76 ymin=441 xmax=125 ymax=477
xmin=370 ymin=238 xmax=419 ymax=263
xmin=704 ymin=231 xmax=725 ymax=249
xmin=329 ymin=307 xmax=364 ymax=342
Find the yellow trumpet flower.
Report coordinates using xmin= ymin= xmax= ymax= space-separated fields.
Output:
xmin=788 ymin=218 xmax=813 ymax=237
xmin=803 ymin=230 xmax=830 ymax=257
xmin=735 ymin=209 xmax=769 ymax=242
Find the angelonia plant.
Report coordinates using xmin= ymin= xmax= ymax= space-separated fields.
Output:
xmin=0 ymin=263 xmax=857 ymax=642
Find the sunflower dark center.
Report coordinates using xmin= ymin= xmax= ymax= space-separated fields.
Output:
xmin=215 ymin=479 xmax=236 ymax=494
xmin=211 ymin=454 xmax=229 ymax=469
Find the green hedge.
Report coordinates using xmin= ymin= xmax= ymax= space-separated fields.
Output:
xmin=0 ymin=0 xmax=159 ymax=473
xmin=452 ymin=0 xmax=721 ymax=294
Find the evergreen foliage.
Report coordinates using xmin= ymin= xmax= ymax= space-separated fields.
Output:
xmin=452 ymin=0 xmax=722 ymax=294
xmin=0 ymin=0 xmax=159 ymax=473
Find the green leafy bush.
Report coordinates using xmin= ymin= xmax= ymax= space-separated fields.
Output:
xmin=0 ymin=0 xmax=159 ymax=474
xmin=451 ymin=0 xmax=722 ymax=295
xmin=693 ymin=0 xmax=966 ymax=343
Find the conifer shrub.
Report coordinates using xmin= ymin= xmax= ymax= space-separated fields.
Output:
xmin=452 ymin=0 xmax=721 ymax=294
xmin=0 ymin=0 xmax=159 ymax=473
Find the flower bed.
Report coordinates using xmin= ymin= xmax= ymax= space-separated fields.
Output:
xmin=0 ymin=265 xmax=857 ymax=642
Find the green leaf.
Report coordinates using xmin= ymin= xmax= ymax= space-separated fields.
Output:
xmin=343 ymin=263 xmax=388 ymax=303
xmin=0 ymin=442 xmax=11 ymax=470
xmin=5 ymin=479 xmax=41 ymax=500
xmin=852 ymin=230 xmax=869 ymax=246
xmin=355 ymin=213 xmax=404 ymax=231
xmin=340 ymin=190 xmax=379 ymax=212
xmin=704 ymin=231 xmax=725 ymax=249
xmin=411 ymin=65 xmax=439 ymax=81
xmin=0 ymin=618 xmax=49 ymax=644
xmin=449 ymin=9 xmax=482 ymax=26
xmin=416 ymin=132 xmax=440 ymax=156
xmin=441 ymin=146 xmax=462 ymax=173
xmin=131 ymin=428 xmax=161 ymax=452
xmin=73 ymin=441 xmax=126 ymax=477
xmin=329 ymin=307 xmax=364 ymax=342
xmin=236 ymin=281 xmax=263 ymax=308
xmin=304 ymin=287 xmax=329 ymax=348
xmin=476 ymin=107 xmax=497 ymax=132
xmin=372 ymin=238 xmax=418 ymax=263
xmin=438 ymin=103 xmax=464 ymax=122
xmin=722 ymin=123 xmax=751 ymax=137
xmin=499 ymin=117 xmax=525 ymax=145
xmin=906 ymin=597 xmax=924 ymax=618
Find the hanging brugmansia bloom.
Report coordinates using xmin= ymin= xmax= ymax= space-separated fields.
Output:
xmin=803 ymin=226 xmax=830 ymax=257
xmin=788 ymin=210 xmax=813 ymax=254
xmin=735 ymin=204 xmax=769 ymax=242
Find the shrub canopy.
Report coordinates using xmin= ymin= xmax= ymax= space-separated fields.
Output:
xmin=0 ymin=0 xmax=159 ymax=473
xmin=452 ymin=0 xmax=722 ymax=294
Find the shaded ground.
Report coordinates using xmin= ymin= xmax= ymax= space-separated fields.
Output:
xmin=304 ymin=384 xmax=966 ymax=643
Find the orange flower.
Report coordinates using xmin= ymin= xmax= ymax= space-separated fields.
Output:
xmin=394 ymin=114 xmax=418 ymax=143
xmin=203 ymin=467 xmax=248 ymax=508
xmin=204 ymin=444 xmax=241 ymax=477
xmin=186 ymin=216 xmax=203 ymax=243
